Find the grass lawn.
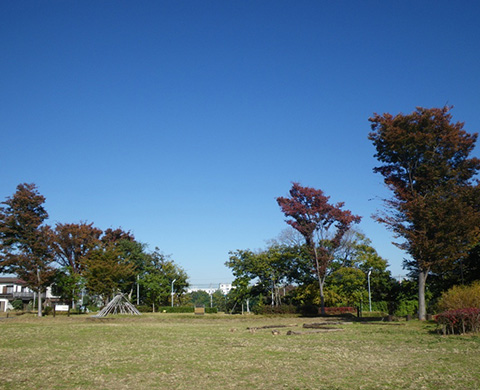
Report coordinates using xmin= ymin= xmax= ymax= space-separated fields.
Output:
xmin=0 ymin=313 xmax=479 ymax=390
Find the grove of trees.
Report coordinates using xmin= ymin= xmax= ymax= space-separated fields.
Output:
xmin=225 ymin=106 xmax=480 ymax=319
xmin=0 ymin=183 xmax=188 ymax=315
xmin=2 ymin=106 xmax=479 ymax=320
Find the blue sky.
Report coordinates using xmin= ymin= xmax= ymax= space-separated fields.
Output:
xmin=2 ymin=1 xmax=480 ymax=287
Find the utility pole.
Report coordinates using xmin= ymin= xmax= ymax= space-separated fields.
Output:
xmin=367 ymin=270 xmax=372 ymax=312
xmin=171 ymin=279 xmax=176 ymax=307
xmin=137 ymin=274 xmax=140 ymax=306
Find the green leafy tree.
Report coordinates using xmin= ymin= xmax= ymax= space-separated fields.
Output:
xmin=83 ymin=245 xmax=136 ymax=304
xmin=113 ymin=239 xmax=150 ymax=302
xmin=328 ymin=267 xmax=367 ymax=307
xmin=52 ymin=266 xmax=86 ymax=307
xmin=369 ymin=107 xmax=480 ymax=319
xmin=0 ymin=183 xmax=56 ymax=317
xmin=227 ymin=244 xmax=309 ymax=308
xmin=211 ymin=289 xmax=227 ymax=312
xmin=336 ymin=231 xmax=397 ymax=302
xmin=189 ymin=290 xmax=211 ymax=307
xmin=138 ymin=249 xmax=188 ymax=310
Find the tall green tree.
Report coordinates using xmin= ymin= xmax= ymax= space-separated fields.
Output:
xmin=326 ymin=231 xmax=396 ymax=307
xmin=138 ymin=249 xmax=188 ymax=310
xmin=369 ymin=106 xmax=480 ymax=319
xmin=277 ymin=183 xmax=361 ymax=314
xmin=0 ymin=183 xmax=56 ymax=316
xmin=227 ymin=244 xmax=309 ymax=307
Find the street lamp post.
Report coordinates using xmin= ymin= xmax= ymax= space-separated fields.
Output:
xmin=171 ymin=279 xmax=176 ymax=308
xmin=367 ymin=270 xmax=372 ymax=312
xmin=137 ymin=274 xmax=140 ymax=306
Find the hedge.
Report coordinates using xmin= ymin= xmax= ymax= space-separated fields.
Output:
xmin=435 ymin=308 xmax=480 ymax=335
xmin=323 ymin=307 xmax=356 ymax=315
xmin=150 ymin=306 xmax=219 ymax=314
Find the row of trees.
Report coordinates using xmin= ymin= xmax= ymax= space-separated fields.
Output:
xmin=0 ymin=184 xmax=188 ymax=316
xmin=2 ymin=107 xmax=479 ymax=319
xmin=226 ymin=107 xmax=480 ymax=319
xmin=226 ymin=228 xmax=400 ymax=314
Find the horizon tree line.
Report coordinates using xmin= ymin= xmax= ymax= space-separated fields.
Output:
xmin=2 ymin=106 xmax=479 ymax=318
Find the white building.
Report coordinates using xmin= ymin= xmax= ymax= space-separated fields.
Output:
xmin=187 ymin=283 xmax=234 ymax=296
xmin=219 ymin=283 xmax=233 ymax=295
xmin=0 ymin=277 xmax=58 ymax=312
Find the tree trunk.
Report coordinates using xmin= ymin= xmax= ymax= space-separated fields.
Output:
xmin=36 ymin=268 xmax=42 ymax=317
xmin=319 ymin=277 xmax=325 ymax=315
xmin=418 ymin=269 xmax=429 ymax=320
xmin=38 ymin=290 xmax=43 ymax=317
xmin=313 ymin=245 xmax=326 ymax=315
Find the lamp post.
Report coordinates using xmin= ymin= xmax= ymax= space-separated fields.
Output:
xmin=171 ymin=279 xmax=176 ymax=308
xmin=367 ymin=270 xmax=372 ymax=312
xmin=137 ymin=274 xmax=140 ymax=306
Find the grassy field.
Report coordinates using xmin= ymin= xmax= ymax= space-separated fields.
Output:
xmin=1 ymin=313 xmax=479 ymax=390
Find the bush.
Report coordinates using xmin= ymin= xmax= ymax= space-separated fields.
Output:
xmin=43 ymin=306 xmax=53 ymax=316
xmin=299 ymin=304 xmax=319 ymax=317
xmin=323 ymin=307 xmax=355 ymax=315
xmin=370 ymin=301 xmax=389 ymax=313
xmin=205 ymin=307 xmax=218 ymax=314
xmin=11 ymin=299 xmax=23 ymax=311
xmin=394 ymin=300 xmax=418 ymax=317
xmin=158 ymin=306 xmax=194 ymax=313
xmin=437 ymin=282 xmax=480 ymax=311
xmin=435 ymin=308 xmax=480 ymax=335
xmin=255 ymin=304 xmax=297 ymax=315
xmin=136 ymin=305 xmax=153 ymax=313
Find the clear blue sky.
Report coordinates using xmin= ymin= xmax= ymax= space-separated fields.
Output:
xmin=2 ymin=1 xmax=480 ymax=287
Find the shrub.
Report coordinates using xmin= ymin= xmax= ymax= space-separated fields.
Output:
xmin=299 ymin=304 xmax=319 ymax=317
xmin=255 ymin=304 xmax=297 ymax=315
xmin=43 ymin=306 xmax=53 ymax=316
xmin=11 ymin=299 xmax=23 ymax=311
xmin=437 ymin=282 xmax=480 ymax=311
xmin=136 ymin=305 xmax=153 ymax=313
xmin=205 ymin=307 xmax=218 ymax=314
xmin=435 ymin=308 xmax=480 ymax=335
xmin=394 ymin=300 xmax=418 ymax=317
xmin=158 ymin=306 xmax=194 ymax=313
xmin=323 ymin=307 xmax=356 ymax=315
xmin=370 ymin=301 xmax=389 ymax=313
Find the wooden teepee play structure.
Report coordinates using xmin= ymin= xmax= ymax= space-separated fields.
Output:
xmin=92 ymin=293 xmax=141 ymax=317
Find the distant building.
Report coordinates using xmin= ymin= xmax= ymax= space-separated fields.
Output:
xmin=219 ymin=283 xmax=233 ymax=295
xmin=187 ymin=283 xmax=234 ymax=296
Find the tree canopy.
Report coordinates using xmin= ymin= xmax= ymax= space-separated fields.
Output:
xmin=369 ymin=106 xmax=480 ymax=319
xmin=277 ymin=182 xmax=361 ymax=314
xmin=0 ymin=183 xmax=56 ymax=316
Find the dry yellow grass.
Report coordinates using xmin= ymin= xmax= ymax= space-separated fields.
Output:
xmin=1 ymin=313 xmax=479 ymax=389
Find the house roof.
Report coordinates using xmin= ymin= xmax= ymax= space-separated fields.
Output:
xmin=0 ymin=277 xmax=26 ymax=285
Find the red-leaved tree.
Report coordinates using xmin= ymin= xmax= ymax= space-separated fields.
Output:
xmin=369 ymin=106 xmax=480 ymax=320
xmin=277 ymin=183 xmax=361 ymax=314
xmin=0 ymin=183 xmax=56 ymax=317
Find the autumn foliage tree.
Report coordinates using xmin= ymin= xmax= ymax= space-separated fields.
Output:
xmin=369 ymin=107 xmax=480 ymax=320
xmin=83 ymin=245 xmax=137 ymax=304
xmin=53 ymin=222 xmax=102 ymax=274
xmin=52 ymin=222 xmax=102 ymax=307
xmin=277 ymin=183 xmax=361 ymax=314
xmin=0 ymin=183 xmax=56 ymax=316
